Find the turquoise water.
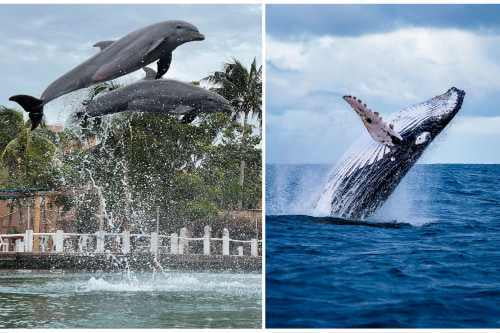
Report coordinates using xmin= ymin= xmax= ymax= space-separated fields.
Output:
xmin=0 ymin=270 xmax=261 ymax=328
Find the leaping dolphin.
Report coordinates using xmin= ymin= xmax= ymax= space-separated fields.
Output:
xmin=314 ymin=87 xmax=465 ymax=219
xmin=9 ymin=20 xmax=204 ymax=130
xmin=75 ymin=79 xmax=233 ymax=122
xmin=93 ymin=42 xmax=164 ymax=80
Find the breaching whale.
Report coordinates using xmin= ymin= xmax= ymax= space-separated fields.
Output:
xmin=9 ymin=20 xmax=204 ymax=130
xmin=75 ymin=79 xmax=233 ymax=122
xmin=314 ymin=87 xmax=465 ymax=220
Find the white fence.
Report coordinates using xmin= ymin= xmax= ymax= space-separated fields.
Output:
xmin=0 ymin=226 xmax=261 ymax=257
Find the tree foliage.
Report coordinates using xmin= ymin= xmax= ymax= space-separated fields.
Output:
xmin=0 ymin=58 xmax=262 ymax=237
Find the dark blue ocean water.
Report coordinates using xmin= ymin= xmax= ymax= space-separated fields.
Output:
xmin=266 ymin=164 xmax=500 ymax=328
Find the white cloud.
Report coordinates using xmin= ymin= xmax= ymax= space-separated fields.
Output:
xmin=422 ymin=116 xmax=500 ymax=164
xmin=447 ymin=116 xmax=500 ymax=135
xmin=267 ymin=28 xmax=500 ymax=164
xmin=267 ymin=39 xmax=307 ymax=70
xmin=268 ymin=28 xmax=500 ymax=109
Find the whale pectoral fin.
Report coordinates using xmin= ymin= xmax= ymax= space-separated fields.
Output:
xmin=343 ymin=95 xmax=403 ymax=146
xmin=93 ymin=40 xmax=115 ymax=51
xmin=142 ymin=67 xmax=157 ymax=80
xmin=155 ymin=53 xmax=172 ymax=79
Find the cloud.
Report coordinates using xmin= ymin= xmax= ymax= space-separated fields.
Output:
xmin=268 ymin=28 xmax=500 ymax=115
xmin=267 ymin=5 xmax=500 ymax=38
xmin=267 ymin=27 xmax=500 ymax=164
xmin=421 ymin=116 xmax=500 ymax=164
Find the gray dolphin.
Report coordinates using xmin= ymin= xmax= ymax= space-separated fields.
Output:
xmin=75 ymin=79 xmax=233 ymax=123
xmin=10 ymin=20 xmax=204 ymax=130
xmin=93 ymin=42 xmax=162 ymax=80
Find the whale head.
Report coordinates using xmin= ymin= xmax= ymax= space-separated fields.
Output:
xmin=392 ymin=87 xmax=465 ymax=151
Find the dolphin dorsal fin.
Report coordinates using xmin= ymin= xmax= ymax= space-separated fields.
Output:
xmin=142 ymin=67 xmax=157 ymax=80
xmin=343 ymin=95 xmax=403 ymax=146
xmin=93 ymin=40 xmax=115 ymax=51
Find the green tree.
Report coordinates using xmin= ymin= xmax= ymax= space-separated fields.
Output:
xmin=0 ymin=108 xmax=58 ymax=189
xmin=205 ymin=58 xmax=262 ymax=209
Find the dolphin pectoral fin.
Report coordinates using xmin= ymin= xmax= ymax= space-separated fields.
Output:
xmin=93 ymin=40 xmax=115 ymax=51
xmin=180 ymin=112 xmax=197 ymax=124
xmin=343 ymin=95 xmax=403 ymax=146
xmin=142 ymin=67 xmax=157 ymax=80
xmin=155 ymin=53 xmax=172 ymax=79
xmin=146 ymin=38 xmax=165 ymax=55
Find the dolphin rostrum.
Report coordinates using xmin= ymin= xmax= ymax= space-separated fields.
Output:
xmin=75 ymin=79 xmax=233 ymax=123
xmin=10 ymin=20 xmax=204 ymax=130
xmin=314 ymin=87 xmax=465 ymax=220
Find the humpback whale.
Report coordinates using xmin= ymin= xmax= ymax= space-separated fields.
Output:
xmin=76 ymin=79 xmax=233 ymax=120
xmin=10 ymin=20 xmax=204 ymax=130
xmin=314 ymin=87 xmax=465 ymax=219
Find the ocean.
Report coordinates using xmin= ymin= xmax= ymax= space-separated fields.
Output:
xmin=266 ymin=164 xmax=500 ymax=328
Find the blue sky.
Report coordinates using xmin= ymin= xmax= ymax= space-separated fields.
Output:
xmin=267 ymin=5 xmax=500 ymax=164
xmin=0 ymin=5 xmax=261 ymax=124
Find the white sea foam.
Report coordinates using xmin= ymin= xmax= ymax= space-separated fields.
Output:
xmin=78 ymin=272 xmax=260 ymax=296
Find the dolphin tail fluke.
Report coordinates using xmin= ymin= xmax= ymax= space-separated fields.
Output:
xmin=9 ymin=95 xmax=44 ymax=130
xmin=343 ymin=95 xmax=403 ymax=146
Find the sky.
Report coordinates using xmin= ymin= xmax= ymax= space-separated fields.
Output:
xmin=0 ymin=4 xmax=261 ymax=124
xmin=266 ymin=5 xmax=500 ymax=164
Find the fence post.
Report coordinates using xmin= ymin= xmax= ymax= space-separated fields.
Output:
xmin=222 ymin=228 xmax=230 ymax=256
xmin=55 ymin=230 xmax=64 ymax=253
xmin=150 ymin=232 xmax=159 ymax=255
xmin=122 ymin=231 xmax=130 ymax=254
xmin=179 ymin=227 xmax=187 ymax=255
xmin=237 ymin=246 xmax=243 ymax=256
xmin=96 ymin=230 xmax=105 ymax=253
xmin=251 ymin=239 xmax=258 ymax=257
xmin=79 ymin=235 xmax=89 ymax=253
xmin=203 ymin=225 xmax=211 ymax=256
xmin=1 ymin=238 xmax=8 ymax=253
xmin=16 ymin=239 xmax=24 ymax=252
xmin=170 ymin=233 xmax=178 ymax=254
xmin=24 ymin=230 xmax=33 ymax=252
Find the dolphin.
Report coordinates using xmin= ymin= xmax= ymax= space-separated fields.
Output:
xmin=314 ymin=87 xmax=465 ymax=220
xmin=93 ymin=42 xmax=162 ymax=80
xmin=9 ymin=20 xmax=204 ymax=130
xmin=75 ymin=79 xmax=233 ymax=123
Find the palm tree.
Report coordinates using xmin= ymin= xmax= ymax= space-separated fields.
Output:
xmin=205 ymin=58 xmax=262 ymax=209
xmin=0 ymin=108 xmax=56 ymax=188
xmin=0 ymin=107 xmax=25 ymax=153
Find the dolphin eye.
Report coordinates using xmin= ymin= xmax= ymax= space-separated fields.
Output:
xmin=176 ymin=25 xmax=182 ymax=29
